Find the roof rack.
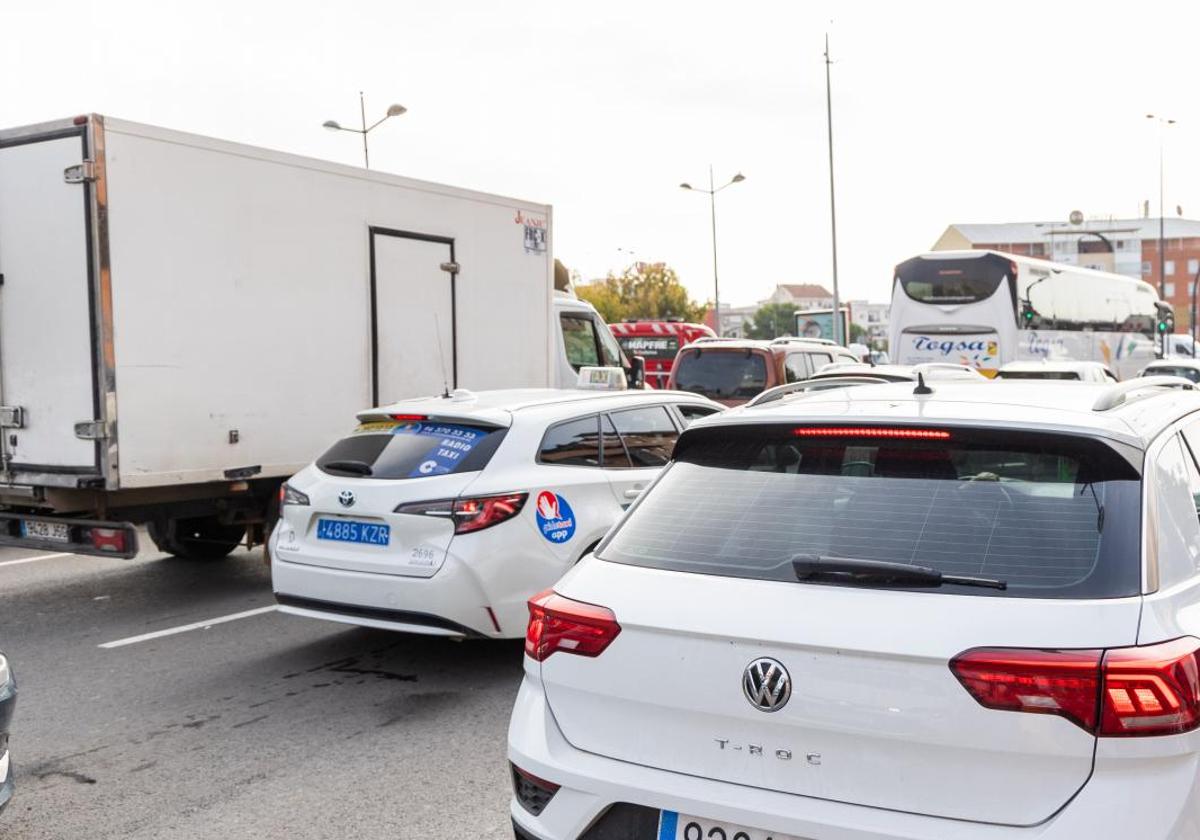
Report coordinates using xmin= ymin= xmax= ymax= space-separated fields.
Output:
xmin=688 ymin=336 xmax=742 ymax=345
xmin=746 ymin=375 xmax=893 ymax=407
xmin=1092 ymin=376 xmax=1197 ymax=412
xmin=769 ymin=336 xmax=839 ymax=346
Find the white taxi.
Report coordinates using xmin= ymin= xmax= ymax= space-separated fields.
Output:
xmin=270 ymin=388 xmax=721 ymax=638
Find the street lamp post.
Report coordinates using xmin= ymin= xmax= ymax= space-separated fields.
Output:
xmin=324 ymin=92 xmax=407 ymax=169
xmin=680 ymin=167 xmax=745 ymax=337
xmin=1146 ymin=114 xmax=1176 ymax=299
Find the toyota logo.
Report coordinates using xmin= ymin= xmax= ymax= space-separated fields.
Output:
xmin=743 ymin=658 xmax=791 ymax=713
xmin=337 ymin=490 xmax=356 ymax=508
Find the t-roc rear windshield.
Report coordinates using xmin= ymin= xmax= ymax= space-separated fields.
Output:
xmin=316 ymin=420 xmax=506 ymax=479
xmin=598 ymin=425 xmax=1141 ymax=599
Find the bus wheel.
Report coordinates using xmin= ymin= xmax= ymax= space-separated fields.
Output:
xmin=149 ymin=516 xmax=246 ymax=561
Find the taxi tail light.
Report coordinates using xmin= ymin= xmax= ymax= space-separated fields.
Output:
xmin=526 ymin=589 xmax=621 ymax=662
xmin=395 ymin=492 xmax=527 ymax=534
xmin=390 ymin=413 xmax=428 ymax=422
xmin=951 ymin=638 xmax=1200 ymax=737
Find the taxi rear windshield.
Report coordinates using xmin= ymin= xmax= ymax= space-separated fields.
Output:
xmin=316 ymin=420 xmax=506 ymax=479
xmin=598 ymin=425 xmax=1141 ymax=599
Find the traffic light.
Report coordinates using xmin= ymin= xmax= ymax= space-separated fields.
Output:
xmin=1158 ymin=310 xmax=1175 ymax=335
xmin=1020 ymin=300 xmax=1036 ymax=324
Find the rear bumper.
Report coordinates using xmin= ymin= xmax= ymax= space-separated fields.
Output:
xmin=0 ymin=512 xmax=137 ymax=559
xmin=508 ymin=670 xmax=1200 ymax=840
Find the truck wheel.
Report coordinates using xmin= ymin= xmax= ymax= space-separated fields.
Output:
xmin=148 ymin=517 xmax=246 ymax=560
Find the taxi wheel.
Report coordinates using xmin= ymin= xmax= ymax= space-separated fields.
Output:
xmin=149 ymin=516 xmax=246 ymax=560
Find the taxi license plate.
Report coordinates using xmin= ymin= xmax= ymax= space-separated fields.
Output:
xmin=21 ymin=520 xmax=71 ymax=543
xmin=658 ymin=812 xmax=802 ymax=840
xmin=316 ymin=519 xmax=390 ymax=546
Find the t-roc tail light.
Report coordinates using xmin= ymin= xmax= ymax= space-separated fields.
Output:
xmin=1100 ymin=637 xmax=1200 ymax=736
xmin=950 ymin=648 xmax=1103 ymax=731
xmin=525 ymin=589 xmax=621 ymax=662
xmin=951 ymin=637 xmax=1200 ymax=737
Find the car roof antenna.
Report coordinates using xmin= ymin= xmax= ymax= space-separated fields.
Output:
xmin=434 ymin=313 xmax=452 ymax=398
xmin=913 ymin=372 xmax=934 ymax=396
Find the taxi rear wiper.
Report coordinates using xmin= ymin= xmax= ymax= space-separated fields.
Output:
xmin=791 ymin=554 xmax=1007 ymax=590
xmin=323 ymin=459 xmax=373 ymax=476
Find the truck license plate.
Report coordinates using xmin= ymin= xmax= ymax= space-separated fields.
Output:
xmin=659 ymin=812 xmax=803 ymax=840
xmin=21 ymin=520 xmax=71 ymax=543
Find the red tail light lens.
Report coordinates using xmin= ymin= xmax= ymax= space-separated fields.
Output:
xmin=792 ymin=427 xmax=951 ymax=440
xmin=451 ymin=493 xmax=527 ymax=534
xmin=525 ymin=589 xmax=621 ymax=662
xmin=950 ymin=648 xmax=1103 ymax=731
xmin=1100 ymin=637 xmax=1200 ymax=736
xmin=390 ymin=414 xmax=428 ymax=422
xmin=952 ymin=638 xmax=1200 ymax=737
xmin=88 ymin=527 xmax=129 ymax=554
xmin=396 ymin=493 xmax=527 ymax=534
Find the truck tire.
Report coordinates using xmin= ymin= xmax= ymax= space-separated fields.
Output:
xmin=148 ymin=516 xmax=246 ymax=561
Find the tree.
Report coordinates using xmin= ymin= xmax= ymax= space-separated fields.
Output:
xmin=849 ymin=322 xmax=868 ymax=344
xmin=745 ymin=303 xmax=798 ymax=339
xmin=575 ymin=262 xmax=705 ymax=323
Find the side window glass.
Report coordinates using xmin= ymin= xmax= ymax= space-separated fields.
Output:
xmin=677 ymin=404 xmax=721 ymax=427
xmin=784 ymin=354 xmax=810 ymax=383
xmin=806 ymin=352 xmax=834 ymax=373
xmin=609 ymin=406 xmax=678 ymax=468
xmin=560 ymin=315 xmax=600 ymax=370
xmin=538 ymin=415 xmax=600 ymax=467
xmin=600 ymin=413 xmax=632 ymax=468
xmin=1154 ymin=435 xmax=1200 ymax=587
xmin=594 ymin=318 xmax=624 ymax=367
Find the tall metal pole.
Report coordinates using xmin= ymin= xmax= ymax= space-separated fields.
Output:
xmin=824 ymin=34 xmax=842 ymax=345
xmin=709 ymin=164 xmax=721 ymax=337
xmin=1158 ymin=122 xmax=1165 ymax=299
xmin=359 ymin=91 xmax=370 ymax=169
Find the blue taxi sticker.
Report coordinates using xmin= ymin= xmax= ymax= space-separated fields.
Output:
xmin=535 ymin=491 xmax=576 ymax=543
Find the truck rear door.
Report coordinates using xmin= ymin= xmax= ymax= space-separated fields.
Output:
xmin=0 ymin=127 xmax=98 ymax=474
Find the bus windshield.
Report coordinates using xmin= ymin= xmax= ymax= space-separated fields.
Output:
xmin=896 ymin=253 xmax=1013 ymax=305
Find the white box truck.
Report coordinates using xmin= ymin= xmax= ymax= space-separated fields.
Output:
xmin=0 ymin=114 xmax=640 ymax=560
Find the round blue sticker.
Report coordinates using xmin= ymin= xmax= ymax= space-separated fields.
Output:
xmin=535 ymin=491 xmax=576 ymax=543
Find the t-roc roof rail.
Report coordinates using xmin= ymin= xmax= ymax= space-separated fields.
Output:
xmin=1092 ymin=376 xmax=1197 ymax=412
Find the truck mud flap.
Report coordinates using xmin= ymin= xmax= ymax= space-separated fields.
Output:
xmin=0 ymin=513 xmax=137 ymax=559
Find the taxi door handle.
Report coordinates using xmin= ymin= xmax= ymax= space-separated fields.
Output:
xmin=623 ymin=487 xmax=644 ymax=499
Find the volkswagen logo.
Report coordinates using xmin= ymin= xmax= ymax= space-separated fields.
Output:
xmin=337 ymin=490 xmax=356 ymax=508
xmin=743 ymin=658 xmax=791 ymax=713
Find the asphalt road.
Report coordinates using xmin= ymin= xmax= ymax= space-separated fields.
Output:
xmin=0 ymin=540 xmax=523 ymax=839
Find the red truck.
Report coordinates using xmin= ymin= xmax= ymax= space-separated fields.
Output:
xmin=608 ymin=321 xmax=716 ymax=389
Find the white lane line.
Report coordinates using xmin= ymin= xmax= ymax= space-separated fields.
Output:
xmin=0 ymin=552 xmax=73 ymax=568
xmin=99 ymin=605 xmax=278 ymax=650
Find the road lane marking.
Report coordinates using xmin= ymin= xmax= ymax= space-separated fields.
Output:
xmin=99 ymin=605 xmax=278 ymax=649
xmin=0 ymin=552 xmax=73 ymax=567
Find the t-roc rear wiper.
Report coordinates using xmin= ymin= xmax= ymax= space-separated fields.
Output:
xmin=791 ymin=554 xmax=1007 ymax=590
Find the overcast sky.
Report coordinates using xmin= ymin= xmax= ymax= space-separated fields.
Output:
xmin=4 ymin=0 xmax=1197 ymax=306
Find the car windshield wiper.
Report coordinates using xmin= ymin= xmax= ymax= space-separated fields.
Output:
xmin=322 ymin=459 xmax=373 ymax=476
xmin=791 ymin=554 xmax=1006 ymax=590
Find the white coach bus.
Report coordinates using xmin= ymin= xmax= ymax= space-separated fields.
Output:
xmin=889 ymin=250 xmax=1168 ymax=379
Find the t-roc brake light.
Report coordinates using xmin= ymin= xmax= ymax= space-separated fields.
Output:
xmin=951 ymin=637 xmax=1200 ymax=737
xmin=525 ymin=589 xmax=621 ymax=662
